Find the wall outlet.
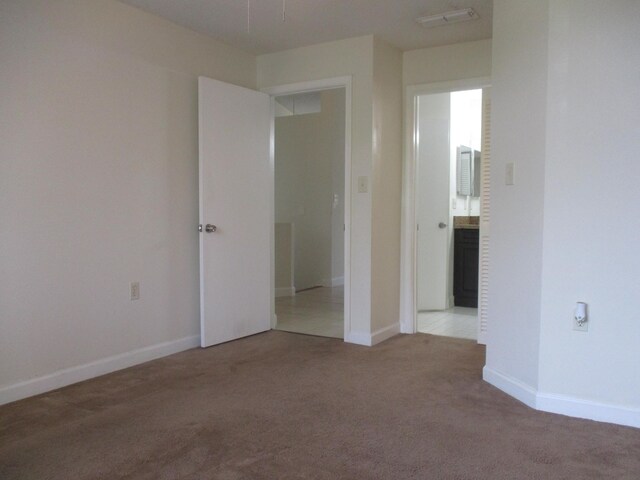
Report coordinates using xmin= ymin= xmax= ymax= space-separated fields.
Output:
xmin=573 ymin=302 xmax=588 ymax=332
xmin=130 ymin=281 xmax=140 ymax=301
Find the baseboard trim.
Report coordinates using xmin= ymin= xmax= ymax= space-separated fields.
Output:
xmin=275 ymin=287 xmax=295 ymax=297
xmin=345 ymin=323 xmax=400 ymax=347
xmin=483 ymin=366 xmax=640 ymax=429
xmin=537 ymin=392 xmax=640 ymax=429
xmin=0 ymin=335 xmax=200 ymax=406
xmin=320 ymin=277 xmax=344 ymax=288
xmin=483 ymin=366 xmax=537 ymax=409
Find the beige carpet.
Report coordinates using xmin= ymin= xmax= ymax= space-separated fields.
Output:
xmin=1 ymin=331 xmax=639 ymax=479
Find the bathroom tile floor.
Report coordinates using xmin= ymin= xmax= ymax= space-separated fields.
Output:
xmin=417 ymin=307 xmax=478 ymax=341
xmin=275 ymin=286 xmax=344 ymax=339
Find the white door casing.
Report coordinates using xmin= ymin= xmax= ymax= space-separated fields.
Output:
xmin=199 ymin=77 xmax=271 ymax=348
xmin=477 ymin=88 xmax=492 ymax=345
xmin=261 ymin=76 xmax=352 ymax=341
xmin=400 ymin=77 xmax=491 ymax=335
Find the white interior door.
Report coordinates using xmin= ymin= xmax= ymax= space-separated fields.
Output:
xmin=198 ymin=77 xmax=271 ymax=348
xmin=416 ymin=93 xmax=451 ymax=311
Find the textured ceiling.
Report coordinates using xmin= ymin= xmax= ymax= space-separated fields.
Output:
xmin=120 ymin=0 xmax=493 ymax=55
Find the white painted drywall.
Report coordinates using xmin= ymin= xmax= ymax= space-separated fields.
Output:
xmin=403 ymin=39 xmax=492 ymax=87
xmin=416 ymin=93 xmax=451 ymax=312
xmin=487 ymin=0 xmax=640 ymax=426
xmin=370 ymin=38 xmax=403 ymax=333
xmin=537 ymin=0 xmax=640 ymax=409
xmin=258 ymin=36 xmax=374 ymax=337
xmin=274 ymin=89 xmax=345 ymax=291
xmin=0 ymin=0 xmax=255 ymax=396
xmin=484 ymin=0 xmax=549 ymax=391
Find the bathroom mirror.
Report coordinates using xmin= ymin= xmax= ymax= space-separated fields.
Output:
xmin=456 ymin=145 xmax=481 ymax=197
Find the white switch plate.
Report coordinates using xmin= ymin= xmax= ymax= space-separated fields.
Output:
xmin=452 ymin=198 xmax=457 ymax=209
xmin=357 ymin=176 xmax=368 ymax=193
xmin=505 ymin=163 xmax=515 ymax=185
xmin=130 ymin=281 xmax=140 ymax=301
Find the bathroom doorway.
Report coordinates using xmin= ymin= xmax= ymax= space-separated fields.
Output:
xmin=400 ymin=78 xmax=491 ymax=344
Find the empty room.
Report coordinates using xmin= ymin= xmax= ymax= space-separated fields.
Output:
xmin=1 ymin=1 xmax=639 ymax=479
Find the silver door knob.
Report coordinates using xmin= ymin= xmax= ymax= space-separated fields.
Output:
xmin=438 ymin=222 xmax=447 ymax=229
xmin=205 ymin=224 xmax=217 ymax=233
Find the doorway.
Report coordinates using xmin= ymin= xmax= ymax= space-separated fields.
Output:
xmin=416 ymin=88 xmax=481 ymax=340
xmin=400 ymin=77 xmax=491 ymax=344
xmin=263 ymin=77 xmax=352 ymax=341
xmin=272 ymin=88 xmax=345 ymax=338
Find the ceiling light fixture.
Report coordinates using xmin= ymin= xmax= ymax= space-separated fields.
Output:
xmin=416 ymin=8 xmax=479 ymax=28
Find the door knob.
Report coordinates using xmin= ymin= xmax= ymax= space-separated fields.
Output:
xmin=205 ymin=224 xmax=217 ymax=233
xmin=438 ymin=222 xmax=447 ymax=229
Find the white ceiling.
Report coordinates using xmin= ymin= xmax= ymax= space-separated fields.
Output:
xmin=120 ymin=0 xmax=493 ymax=55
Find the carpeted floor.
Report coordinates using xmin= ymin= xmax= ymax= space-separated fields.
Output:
xmin=1 ymin=331 xmax=639 ymax=479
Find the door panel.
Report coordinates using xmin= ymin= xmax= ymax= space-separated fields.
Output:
xmin=199 ymin=77 xmax=271 ymax=348
xmin=416 ymin=93 xmax=451 ymax=311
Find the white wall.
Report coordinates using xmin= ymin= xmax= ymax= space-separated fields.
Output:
xmin=0 ymin=0 xmax=256 ymax=402
xmin=370 ymin=38 xmax=403 ymax=333
xmin=486 ymin=0 xmax=640 ymax=427
xmin=274 ymin=89 xmax=345 ymax=291
xmin=484 ymin=0 xmax=549 ymax=393
xmin=258 ymin=36 xmax=375 ymax=339
xmin=403 ymin=39 xmax=492 ymax=87
xmin=538 ymin=0 xmax=640 ymax=412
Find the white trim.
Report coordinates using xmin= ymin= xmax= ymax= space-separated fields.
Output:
xmin=345 ymin=323 xmax=401 ymax=347
xmin=483 ymin=366 xmax=537 ymax=408
xmin=484 ymin=366 xmax=640 ymax=429
xmin=321 ymin=276 xmax=344 ymax=288
xmin=0 ymin=335 xmax=200 ymax=406
xmin=275 ymin=287 xmax=295 ymax=297
xmin=537 ymin=392 xmax=640 ymax=429
xmin=262 ymin=76 xmax=352 ymax=343
xmin=400 ymin=77 xmax=492 ymax=336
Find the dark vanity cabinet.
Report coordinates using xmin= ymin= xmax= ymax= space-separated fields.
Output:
xmin=454 ymin=228 xmax=479 ymax=308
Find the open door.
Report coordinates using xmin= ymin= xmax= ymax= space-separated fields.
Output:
xmin=198 ymin=77 xmax=271 ymax=348
xmin=416 ymin=92 xmax=451 ymax=311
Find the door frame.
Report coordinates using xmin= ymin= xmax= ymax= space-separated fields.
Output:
xmin=261 ymin=76 xmax=352 ymax=340
xmin=400 ymin=76 xmax=491 ymax=335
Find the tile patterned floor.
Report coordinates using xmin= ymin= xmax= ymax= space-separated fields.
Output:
xmin=275 ymin=286 xmax=344 ymax=339
xmin=417 ymin=307 xmax=478 ymax=341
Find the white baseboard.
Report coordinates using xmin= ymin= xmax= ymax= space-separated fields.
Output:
xmin=537 ymin=392 xmax=640 ymax=429
xmin=0 ymin=335 xmax=200 ymax=406
xmin=483 ymin=366 xmax=640 ymax=429
xmin=483 ymin=366 xmax=537 ymax=408
xmin=275 ymin=287 xmax=295 ymax=297
xmin=345 ymin=323 xmax=400 ymax=347
xmin=320 ymin=277 xmax=344 ymax=288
